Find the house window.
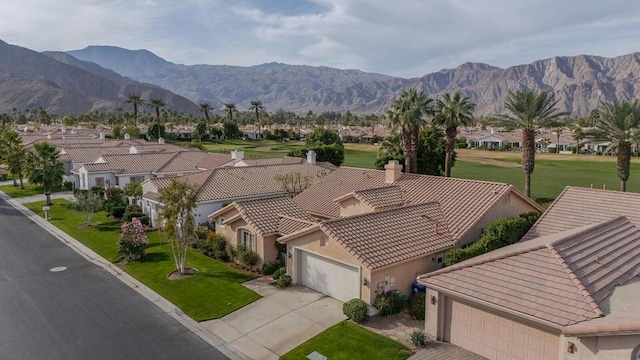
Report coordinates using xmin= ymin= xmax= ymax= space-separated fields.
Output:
xmin=240 ymin=230 xmax=255 ymax=251
xmin=95 ymin=177 xmax=104 ymax=187
xmin=130 ymin=176 xmax=145 ymax=184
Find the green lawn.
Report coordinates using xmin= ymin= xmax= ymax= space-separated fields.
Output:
xmin=25 ymin=199 xmax=261 ymax=321
xmin=452 ymin=159 xmax=640 ymax=201
xmin=281 ymin=321 xmax=413 ymax=360
xmin=0 ymin=182 xmax=62 ymax=198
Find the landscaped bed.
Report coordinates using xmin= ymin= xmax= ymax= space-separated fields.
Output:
xmin=25 ymin=199 xmax=261 ymax=321
xmin=281 ymin=321 xmax=413 ymax=360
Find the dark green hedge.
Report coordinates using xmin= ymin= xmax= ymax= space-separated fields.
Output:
xmin=444 ymin=212 xmax=540 ymax=266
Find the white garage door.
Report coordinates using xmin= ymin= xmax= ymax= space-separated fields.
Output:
xmin=444 ymin=298 xmax=559 ymax=360
xmin=299 ymin=251 xmax=359 ymax=302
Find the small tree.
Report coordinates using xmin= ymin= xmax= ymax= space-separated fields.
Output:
xmin=75 ymin=191 xmax=104 ymax=225
xmin=276 ymin=170 xmax=328 ymax=197
xmin=123 ymin=182 xmax=143 ymax=203
xmin=159 ymin=179 xmax=198 ymax=275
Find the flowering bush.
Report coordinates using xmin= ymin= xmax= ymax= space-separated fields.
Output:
xmin=118 ymin=217 xmax=148 ymax=260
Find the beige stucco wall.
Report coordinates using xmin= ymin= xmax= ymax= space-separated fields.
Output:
xmin=369 ymin=254 xmax=442 ymax=304
xmin=338 ymin=197 xmax=374 ymax=217
xmin=425 ymin=288 xmax=441 ymax=338
xmin=563 ymin=334 xmax=640 ymax=360
xmin=212 ymin=209 xmax=271 ymax=267
xmin=457 ymin=190 xmax=541 ymax=247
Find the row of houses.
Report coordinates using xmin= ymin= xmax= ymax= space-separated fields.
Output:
xmin=18 ymin=127 xmax=640 ymax=359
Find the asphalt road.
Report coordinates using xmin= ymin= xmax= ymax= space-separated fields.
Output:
xmin=0 ymin=198 xmax=227 ymax=360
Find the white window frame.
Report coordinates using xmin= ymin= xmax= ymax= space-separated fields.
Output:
xmin=240 ymin=229 xmax=255 ymax=251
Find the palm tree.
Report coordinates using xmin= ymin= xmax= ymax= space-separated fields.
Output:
xmin=0 ymin=130 xmax=27 ymax=189
xmin=595 ymin=100 xmax=640 ymax=192
xmin=571 ymin=124 xmax=585 ymax=154
xmin=27 ymin=142 xmax=64 ymax=206
xmin=224 ymin=103 xmax=238 ymax=123
xmin=149 ymin=98 xmax=166 ymax=140
xmin=433 ymin=91 xmax=475 ymax=177
xmin=199 ymin=102 xmax=213 ymax=131
xmin=500 ymin=90 xmax=568 ymax=197
xmin=125 ymin=93 xmax=144 ymax=126
xmin=387 ymin=89 xmax=433 ymax=173
xmin=249 ymin=100 xmax=264 ymax=137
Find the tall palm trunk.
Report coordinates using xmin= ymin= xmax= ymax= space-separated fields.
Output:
xmin=618 ymin=142 xmax=631 ymax=192
xmin=401 ymin=125 xmax=411 ymax=173
xmin=410 ymin=129 xmax=419 ymax=174
xmin=444 ymin=126 xmax=457 ymax=177
xmin=522 ymin=128 xmax=536 ymax=197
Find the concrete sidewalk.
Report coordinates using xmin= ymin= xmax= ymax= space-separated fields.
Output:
xmin=14 ymin=191 xmax=76 ymax=204
xmin=202 ymin=278 xmax=346 ymax=360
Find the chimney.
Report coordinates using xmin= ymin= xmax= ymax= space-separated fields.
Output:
xmin=384 ymin=160 xmax=402 ymax=183
xmin=129 ymin=146 xmax=137 ymax=154
xmin=99 ymin=130 xmax=105 ymax=140
xmin=603 ymin=184 xmax=607 ymax=190
xmin=124 ymin=133 xmax=131 ymax=140
xmin=47 ymin=134 xmax=52 ymax=139
xmin=158 ymin=137 xmax=165 ymax=144
xmin=231 ymin=150 xmax=244 ymax=160
xmin=307 ymin=150 xmax=317 ymax=165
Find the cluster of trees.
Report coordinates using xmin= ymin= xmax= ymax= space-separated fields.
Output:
xmin=0 ymin=130 xmax=64 ymax=205
xmin=287 ymin=128 xmax=345 ymax=166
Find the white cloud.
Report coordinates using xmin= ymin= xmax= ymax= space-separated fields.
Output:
xmin=0 ymin=0 xmax=639 ymax=77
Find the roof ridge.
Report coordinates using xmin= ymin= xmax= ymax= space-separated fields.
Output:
xmin=546 ymin=245 xmax=604 ymax=317
xmin=322 ymin=201 xmax=441 ymax=225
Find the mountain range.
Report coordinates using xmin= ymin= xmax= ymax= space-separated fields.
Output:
xmin=0 ymin=39 xmax=639 ymax=117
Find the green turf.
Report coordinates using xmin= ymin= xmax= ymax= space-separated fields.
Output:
xmin=281 ymin=321 xmax=413 ymax=360
xmin=0 ymin=183 xmax=62 ymax=198
xmin=25 ymin=199 xmax=261 ymax=321
xmin=452 ymin=160 xmax=640 ymax=200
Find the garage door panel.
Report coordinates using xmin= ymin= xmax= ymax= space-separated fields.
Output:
xmin=299 ymin=251 xmax=359 ymax=302
xmin=445 ymin=298 xmax=559 ymax=360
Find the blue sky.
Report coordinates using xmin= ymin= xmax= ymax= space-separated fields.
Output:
xmin=1 ymin=0 xmax=639 ymax=77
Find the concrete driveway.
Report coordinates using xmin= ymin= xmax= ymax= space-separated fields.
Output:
xmin=202 ymin=277 xmax=346 ymax=360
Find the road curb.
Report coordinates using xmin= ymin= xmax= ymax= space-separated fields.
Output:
xmin=0 ymin=192 xmax=250 ymax=360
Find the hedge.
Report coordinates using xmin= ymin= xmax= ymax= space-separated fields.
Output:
xmin=444 ymin=212 xmax=540 ymax=266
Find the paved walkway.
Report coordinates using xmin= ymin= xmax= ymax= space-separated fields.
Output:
xmin=360 ymin=309 xmax=424 ymax=347
xmin=202 ymin=277 xmax=347 ymax=360
xmin=409 ymin=341 xmax=488 ymax=359
xmin=14 ymin=191 xmax=76 ymax=204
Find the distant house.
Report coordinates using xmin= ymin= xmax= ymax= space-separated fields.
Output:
xmin=418 ymin=186 xmax=640 ymax=360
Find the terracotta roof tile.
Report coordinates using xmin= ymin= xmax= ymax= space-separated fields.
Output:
xmin=278 ymin=216 xmax=317 ymax=235
xmin=230 ymin=196 xmax=315 ymax=236
xmin=350 ymin=185 xmax=404 ymax=210
xmin=320 ymin=202 xmax=455 ymax=270
xmin=294 ymin=167 xmax=539 ymax=241
xmin=419 ymin=217 xmax=640 ymax=327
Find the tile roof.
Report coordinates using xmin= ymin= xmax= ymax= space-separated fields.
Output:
xmin=319 ymin=202 xmax=455 ymax=270
xmin=418 ymin=216 xmax=640 ymax=327
xmin=278 ymin=215 xmax=317 ymax=235
xmin=144 ymin=163 xmax=334 ymax=203
xmin=347 ymin=185 xmax=404 ymax=210
xmin=294 ymin=167 xmax=540 ymax=240
xmin=522 ymin=186 xmax=640 ymax=241
xmin=214 ymin=196 xmax=316 ymax=236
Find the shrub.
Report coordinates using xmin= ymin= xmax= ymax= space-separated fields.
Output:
xmin=236 ymin=244 xmax=259 ymax=268
xmin=276 ymin=274 xmax=292 ymax=288
xmin=118 ymin=218 xmax=148 ymax=261
xmin=63 ymin=181 xmax=73 ymax=191
xmin=122 ymin=211 xmax=145 ymax=222
xmin=272 ymin=267 xmax=286 ymax=280
xmin=126 ymin=204 xmax=141 ymax=213
xmin=409 ymin=293 xmax=426 ymax=320
xmin=343 ymin=299 xmax=367 ymax=323
xmin=410 ymin=330 xmax=429 ymax=348
xmin=374 ymin=290 xmax=404 ymax=316
xmin=261 ymin=261 xmax=281 ymax=275
xmin=444 ymin=212 xmax=540 ymax=266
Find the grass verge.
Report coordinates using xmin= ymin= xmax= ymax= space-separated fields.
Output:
xmin=0 ymin=183 xmax=62 ymax=198
xmin=25 ymin=199 xmax=261 ymax=321
xmin=281 ymin=321 xmax=413 ymax=360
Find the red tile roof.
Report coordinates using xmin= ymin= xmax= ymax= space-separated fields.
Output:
xmin=419 ymin=217 xmax=640 ymax=327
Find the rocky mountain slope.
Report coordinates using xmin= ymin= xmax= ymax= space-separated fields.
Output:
xmin=69 ymin=45 xmax=640 ymax=117
xmin=0 ymin=40 xmax=199 ymax=115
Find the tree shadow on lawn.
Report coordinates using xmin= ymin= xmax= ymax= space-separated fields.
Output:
xmin=197 ymin=271 xmax=256 ymax=282
xmin=139 ymin=251 xmax=170 ymax=263
xmin=94 ymin=221 xmax=122 ymax=232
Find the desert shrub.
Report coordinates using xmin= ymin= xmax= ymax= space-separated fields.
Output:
xmin=272 ymin=267 xmax=286 ymax=280
xmin=195 ymin=223 xmax=213 ymax=242
xmin=410 ymin=330 xmax=429 ymax=348
xmin=276 ymin=274 xmax=292 ymax=288
xmin=444 ymin=212 xmax=540 ymax=266
xmin=126 ymin=204 xmax=141 ymax=213
xmin=261 ymin=261 xmax=281 ymax=275
xmin=236 ymin=244 xmax=259 ymax=268
xmin=409 ymin=293 xmax=426 ymax=320
xmin=343 ymin=299 xmax=367 ymax=323
xmin=374 ymin=290 xmax=404 ymax=316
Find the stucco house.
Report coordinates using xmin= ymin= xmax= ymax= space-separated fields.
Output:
xmin=209 ymin=196 xmax=316 ymax=267
xmin=274 ymin=161 xmax=542 ymax=305
xmin=417 ymin=186 xmax=640 ymax=360
xmin=143 ymin=161 xmax=334 ymax=226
